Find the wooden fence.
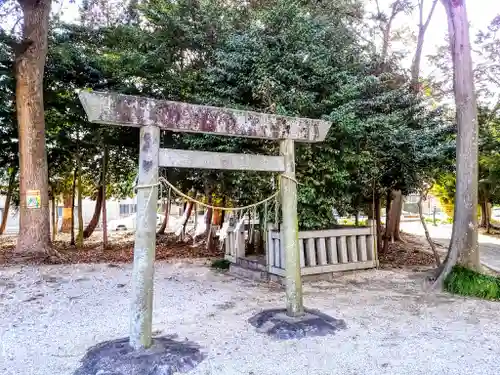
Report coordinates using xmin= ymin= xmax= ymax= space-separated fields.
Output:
xmin=224 ymin=223 xmax=377 ymax=276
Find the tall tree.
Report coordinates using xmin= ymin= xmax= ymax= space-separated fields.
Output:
xmin=386 ymin=0 xmax=439 ymax=243
xmin=14 ymin=0 xmax=52 ymax=255
xmin=433 ymin=0 xmax=480 ymax=286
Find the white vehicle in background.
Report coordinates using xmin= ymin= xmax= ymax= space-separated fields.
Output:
xmin=491 ymin=208 xmax=500 ymax=221
xmin=108 ymin=214 xmax=165 ymax=231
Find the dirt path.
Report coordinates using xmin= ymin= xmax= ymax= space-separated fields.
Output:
xmin=1 ymin=263 xmax=499 ymax=375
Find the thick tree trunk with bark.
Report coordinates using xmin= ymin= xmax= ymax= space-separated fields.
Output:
xmin=433 ymin=0 xmax=480 ymax=287
xmin=83 ymin=185 xmax=103 ymax=238
xmin=15 ymin=0 xmax=52 ymax=254
xmin=386 ymin=190 xmax=404 ymax=242
xmin=0 ymin=169 xmax=16 ymax=235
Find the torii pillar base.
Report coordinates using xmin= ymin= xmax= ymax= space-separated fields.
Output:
xmin=249 ymin=308 xmax=347 ymax=340
xmin=73 ymin=336 xmax=205 ymax=375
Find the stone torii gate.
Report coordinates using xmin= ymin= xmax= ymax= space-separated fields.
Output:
xmin=76 ymin=91 xmax=337 ymax=374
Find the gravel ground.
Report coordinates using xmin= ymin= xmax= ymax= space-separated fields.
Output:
xmin=1 ymin=262 xmax=499 ymax=375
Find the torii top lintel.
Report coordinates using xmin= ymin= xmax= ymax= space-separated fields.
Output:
xmin=79 ymin=91 xmax=332 ymax=143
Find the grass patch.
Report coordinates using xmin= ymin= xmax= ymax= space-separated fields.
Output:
xmin=211 ymin=258 xmax=231 ymax=270
xmin=337 ymin=219 xmax=368 ymax=226
xmin=445 ymin=266 xmax=500 ymax=300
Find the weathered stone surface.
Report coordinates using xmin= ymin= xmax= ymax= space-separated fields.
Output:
xmin=159 ymin=148 xmax=285 ymax=172
xmin=249 ymin=308 xmax=347 ymax=340
xmin=79 ymin=91 xmax=331 ymax=142
xmin=73 ymin=336 xmax=205 ymax=375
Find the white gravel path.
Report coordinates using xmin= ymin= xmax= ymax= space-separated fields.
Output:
xmin=1 ymin=262 xmax=499 ymax=375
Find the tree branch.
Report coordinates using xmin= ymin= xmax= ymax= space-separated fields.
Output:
xmin=418 ymin=184 xmax=441 ymax=267
xmin=424 ymin=0 xmax=439 ymax=30
xmin=419 ymin=0 xmax=424 ymax=27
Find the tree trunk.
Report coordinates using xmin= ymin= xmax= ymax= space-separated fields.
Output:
xmin=54 ymin=196 xmax=59 ymax=236
xmin=51 ymin=194 xmax=57 ymax=240
xmin=480 ymin=200 xmax=488 ymax=228
xmin=383 ymin=190 xmax=392 ymax=254
xmin=433 ymin=0 xmax=480 ymax=287
xmin=77 ymin=162 xmax=84 ymax=248
xmin=478 ymin=200 xmax=492 ymax=232
xmin=70 ymin=168 xmax=77 ymax=246
xmin=15 ymin=0 xmax=52 ymax=255
xmin=355 ymin=212 xmax=359 ymax=226
xmin=83 ymin=185 xmax=103 ymax=238
xmin=374 ymin=194 xmax=382 ymax=252
xmin=181 ymin=202 xmax=194 ymax=238
xmin=485 ymin=202 xmax=491 ymax=234
xmin=418 ymin=189 xmax=441 ymax=267
xmin=393 ymin=193 xmax=403 ymax=241
xmin=102 ymin=145 xmax=109 ymax=249
xmin=387 ymin=190 xmax=403 ymax=241
xmin=60 ymin=191 xmax=72 ymax=233
xmin=0 ymin=169 xmax=16 ymax=235
xmin=157 ymin=196 xmax=170 ymax=235
xmin=204 ymin=193 xmax=213 ymax=238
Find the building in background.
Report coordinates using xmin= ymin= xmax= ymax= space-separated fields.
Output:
xmin=0 ymin=195 xmax=184 ymax=234
xmin=404 ymin=193 xmax=443 ymax=216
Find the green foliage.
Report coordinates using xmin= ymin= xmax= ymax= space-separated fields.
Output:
xmin=211 ymin=258 xmax=231 ymax=270
xmin=337 ymin=218 xmax=368 ymax=226
xmin=1 ymin=0 xmax=457 ymax=234
xmin=432 ymin=173 xmax=456 ymax=217
xmin=445 ymin=266 xmax=500 ymax=301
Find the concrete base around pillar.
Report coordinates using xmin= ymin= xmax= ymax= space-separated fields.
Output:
xmin=249 ymin=308 xmax=347 ymax=340
xmin=73 ymin=336 xmax=205 ymax=375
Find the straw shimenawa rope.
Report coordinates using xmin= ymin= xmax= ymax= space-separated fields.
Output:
xmin=135 ymin=174 xmax=299 ymax=212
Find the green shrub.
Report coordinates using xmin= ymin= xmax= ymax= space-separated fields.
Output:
xmin=424 ymin=217 xmax=442 ymax=224
xmin=445 ymin=266 xmax=500 ymax=300
xmin=337 ymin=218 xmax=367 ymax=226
xmin=211 ymin=259 xmax=231 ymax=270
